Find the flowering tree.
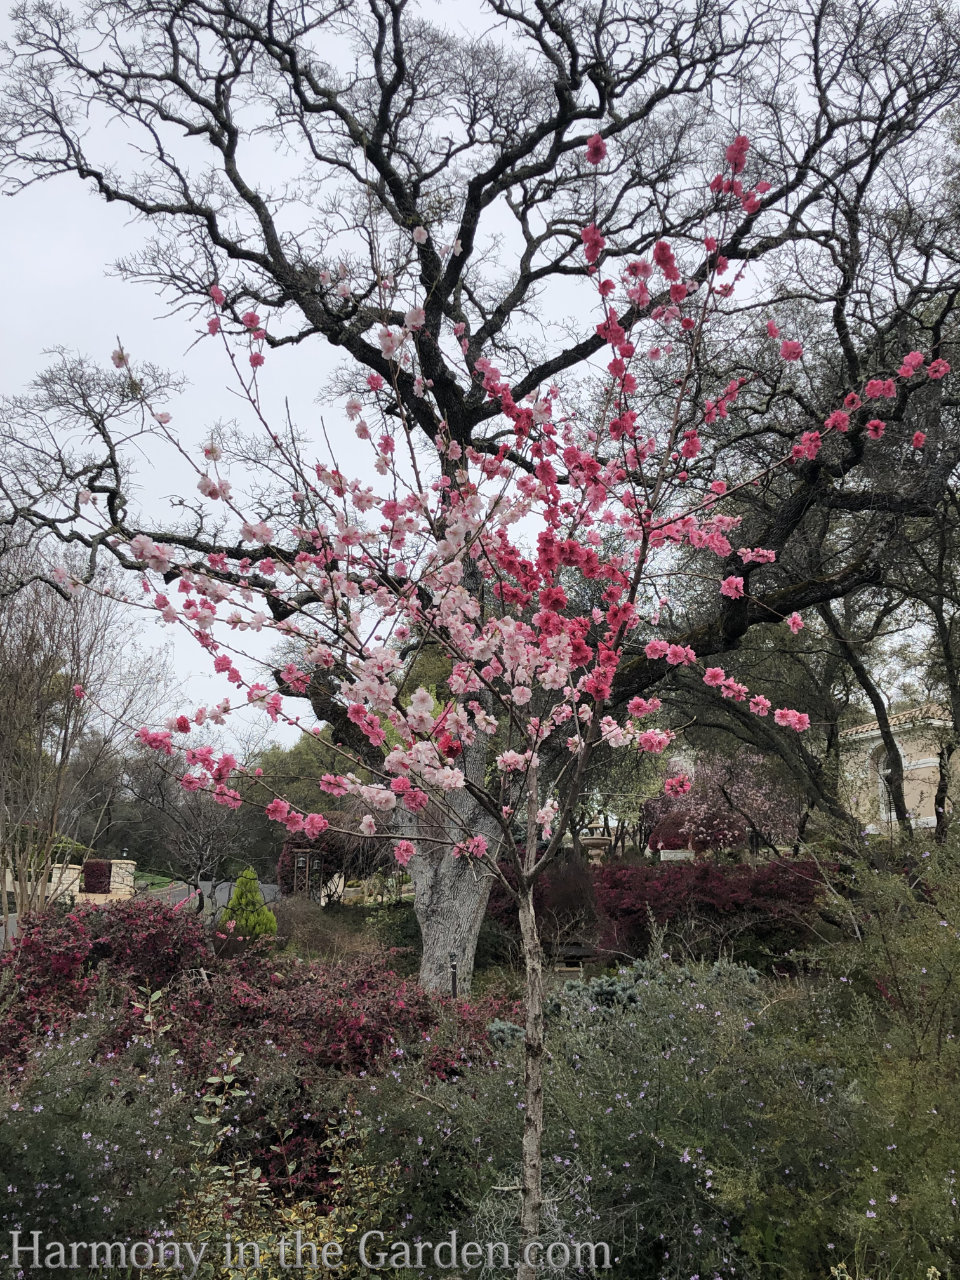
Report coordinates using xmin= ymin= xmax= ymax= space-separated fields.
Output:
xmin=2 ymin=115 xmax=957 ymax=1264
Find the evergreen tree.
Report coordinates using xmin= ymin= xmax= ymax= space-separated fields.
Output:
xmin=220 ymin=867 xmax=277 ymax=940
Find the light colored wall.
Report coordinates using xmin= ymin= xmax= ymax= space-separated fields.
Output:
xmin=1 ymin=859 xmax=137 ymax=902
xmin=842 ymin=723 xmax=956 ymax=831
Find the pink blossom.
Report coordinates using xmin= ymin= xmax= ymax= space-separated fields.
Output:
xmin=720 ymin=575 xmax=745 ymax=599
xmin=792 ymin=430 xmax=821 ymax=462
xmin=412 ymin=226 xmax=428 ymax=244
xmin=378 ymin=327 xmax=401 ymax=357
xmin=750 ymin=694 xmax=771 ymax=716
xmin=928 ymin=358 xmax=950 ymax=380
xmin=359 ymin=814 xmax=377 ymax=836
xmin=665 ymin=644 xmax=697 ymax=666
xmin=241 ymin=311 xmax=260 ymax=329
xmin=627 ymin=696 xmax=661 ymax=717
xmin=585 ymin=133 xmax=607 ymax=164
xmin=709 ymin=480 xmax=728 ymax=495
xmin=580 ymin=223 xmax=606 ymax=265
xmin=665 ymin=773 xmax=692 ymax=797
xmin=207 ymin=317 xmax=221 ymax=335
xmin=645 ymin=640 xmax=670 ymax=659
xmin=264 ymin=798 xmax=290 ymax=822
xmin=497 ymin=750 xmax=529 ymax=772
xmin=780 ymin=340 xmax=803 ymax=362
xmin=864 ymin=378 xmax=896 ymax=400
xmin=774 ymin=707 xmax=810 ymax=731
xmin=72 ymin=684 xmax=85 ymax=699
xmin=786 ymin=611 xmax=804 ymax=633
xmin=249 ymin=352 xmax=265 ymax=368
xmin=725 ymin=134 xmax=750 ymax=174
xmin=766 ymin=320 xmax=780 ymax=338
xmin=304 ymin=813 xmax=329 ymax=839
xmin=824 ymin=410 xmax=849 ymax=432
xmin=209 ymin=284 xmax=225 ymax=306
xmin=393 ymin=839 xmax=417 ymax=867
xmin=912 ymin=431 xmax=927 ymax=448
xmin=703 ymin=666 xmax=726 ymax=687
xmin=866 ymin=418 xmax=885 ymax=439
xmin=405 ymin=306 xmax=426 ymax=330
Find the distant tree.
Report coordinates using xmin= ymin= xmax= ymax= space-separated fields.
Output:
xmin=0 ymin=546 xmax=161 ymax=942
xmin=220 ymin=866 xmax=277 ymax=940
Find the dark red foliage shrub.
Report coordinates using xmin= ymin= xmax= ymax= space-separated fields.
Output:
xmin=81 ymin=859 xmax=112 ymax=894
xmin=0 ymin=898 xmax=211 ymax=1061
xmin=648 ymin=808 xmax=746 ymax=853
xmin=81 ymin=896 xmax=211 ymax=984
xmin=161 ymin=950 xmax=508 ymax=1197
xmin=593 ymin=858 xmax=822 ymax=963
xmin=0 ymin=898 xmax=512 ymax=1200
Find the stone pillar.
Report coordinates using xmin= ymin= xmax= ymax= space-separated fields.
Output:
xmin=110 ymin=860 xmax=136 ymax=897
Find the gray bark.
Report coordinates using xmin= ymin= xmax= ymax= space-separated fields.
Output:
xmin=517 ymin=761 xmax=545 ymax=1280
xmin=410 ymin=841 xmax=494 ymax=994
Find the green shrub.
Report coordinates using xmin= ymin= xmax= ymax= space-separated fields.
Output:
xmin=219 ymin=866 xmax=277 ymax=940
xmin=347 ymin=930 xmax=960 ymax=1280
xmin=0 ymin=1008 xmax=195 ymax=1242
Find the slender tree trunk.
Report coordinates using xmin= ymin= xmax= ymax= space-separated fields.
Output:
xmin=517 ymin=761 xmax=545 ymax=1280
xmin=819 ymin=603 xmax=912 ymax=838
xmin=934 ymin=742 xmax=955 ymax=844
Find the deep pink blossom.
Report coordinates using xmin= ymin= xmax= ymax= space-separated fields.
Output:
xmin=774 ymin=707 xmax=810 ymax=731
xmin=720 ymin=576 xmax=745 ymax=599
xmin=725 ymin=134 xmax=750 ymax=175
xmin=664 ymin=774 xmax=692 ymax=797
xmin=780 ymin=340 xmax=803 ymax=362
xmin=928 ymin=358 xmax=951 ymax=380
xmin=912 ymin=431 xmax=927 ymax=448
xmin=585 ymin=133 xmax=607 ymax=164
xmin=580 ymin=223 xmax=606 ymax=265
xmin=209 ymin=284 xmax=225 ymax=305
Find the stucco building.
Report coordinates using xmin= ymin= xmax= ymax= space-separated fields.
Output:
xmin=840 ymin=703 xmax=955 ymax=832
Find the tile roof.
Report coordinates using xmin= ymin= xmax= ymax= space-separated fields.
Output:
xmin=839 ymin=701 xmax=948 ymax=739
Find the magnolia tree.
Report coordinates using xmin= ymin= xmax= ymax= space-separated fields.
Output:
xmin=3 ymin=126 xmax=954 ymax=1266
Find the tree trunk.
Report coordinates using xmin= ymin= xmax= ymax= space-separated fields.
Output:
xmin=410 ymin=848 xmax=494 ymax=993
xmin=934 ymin=742 xmax=955 ymax=844
xmin=819 ymin=603 xmax=913 ymax=838
xmin=514 ymin=755 xmax=546 ymax=1280
xmin=516 ymin=879 xmax=545 ymax=1280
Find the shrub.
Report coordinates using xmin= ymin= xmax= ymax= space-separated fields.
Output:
xmin=648 ymin=806 xmax=746 ymax=853
xmin=0 ymin=1011 xmax=196 ymax=1240
xmin=0 ymin=898 xmax=210 ymax=1060
xmin=593 ymin=858 xmax=822 ymax=964
xmin=81 ymin=857 xmax=112 ymax=893
xmin=485 ymin=857 xmax=599 ymax=959
xmin=220 ymin=866 xmax=277 ymax=940
xmin=273 ymin=897 xmax=375 ymax=961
